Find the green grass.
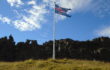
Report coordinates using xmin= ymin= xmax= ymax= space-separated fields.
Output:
xmin=0 ymin=59 xmax=110 ymax=70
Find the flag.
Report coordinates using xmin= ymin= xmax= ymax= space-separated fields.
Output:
xmin=55 ymin=4 xmax=71 ymax=17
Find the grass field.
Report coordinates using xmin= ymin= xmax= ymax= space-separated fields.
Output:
xmin=0 ymin=59 xmax=110 ymax=70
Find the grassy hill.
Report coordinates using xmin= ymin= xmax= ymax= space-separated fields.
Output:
xmin=0 ymin=59 xmax=110 ymax=70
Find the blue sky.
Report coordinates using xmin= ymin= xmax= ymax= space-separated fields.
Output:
xmin=0 ymin=0 xmax=110 ymax=44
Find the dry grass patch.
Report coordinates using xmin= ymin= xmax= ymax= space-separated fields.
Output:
xmin=0 ymin=59 xmax=109 ymax=70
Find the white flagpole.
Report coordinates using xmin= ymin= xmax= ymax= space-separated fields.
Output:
xmin=52 ymin=2 xmax=56 ymax=59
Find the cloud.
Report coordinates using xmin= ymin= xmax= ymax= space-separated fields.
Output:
xmin=0 ymin=0 xmax=48 ymax=31
xmin=94 ymin=0 xmax=110 ymax=37
xmin=96 ymin=26 xmax=110 ymax=37
xmin=92 ymin=0 xmax=110 ymax=17
xmin=14 ymin=19 xmax=40 ymax=31
xmin=0 ymin=0 xmax=109 ymax=31
xmin=58 ymin=0 xmax=92 ymax=11
xmin=7 ymin=0 xmax=23 ymax=7
xmin=0 ymin=15 xmax=11 ymax=24
xmin=43 ymin=0 xmax=92 ymax=12
xmin=43 ymin=0 xmax=110 ymax=17
xmin=12 ymin=3 xmax=48 ymax=31
xmin=43 ymin=0 xmax=92 ymax=19
xmin=27 ymin=0 xmax=36 ymax=5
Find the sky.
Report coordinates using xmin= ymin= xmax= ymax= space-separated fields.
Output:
xmin=0 ymin=0 xmax=110 ymax=44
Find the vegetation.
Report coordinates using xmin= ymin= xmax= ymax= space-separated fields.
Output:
xmin=0 ymin=59 xmax=110 ymax=70
xmin=0 ymin=35 xmax=110 ymax=70
xmin=0 ymin=35 xmax=110 ymax=61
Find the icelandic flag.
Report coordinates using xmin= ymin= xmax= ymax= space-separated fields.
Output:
xmin=55 ymin=4 xmax=71 ymax=17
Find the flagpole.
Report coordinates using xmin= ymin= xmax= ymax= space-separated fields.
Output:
xmin=52 ymin=2 xmax=71 ymax=59
xmin=52 ymin=2 xmax=56 ymax=59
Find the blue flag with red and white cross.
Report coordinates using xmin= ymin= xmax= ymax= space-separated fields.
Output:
xmin=55 ymin=4 xmax=71 ymax=17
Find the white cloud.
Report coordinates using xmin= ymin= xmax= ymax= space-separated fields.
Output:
xmin=94 ymin=0 xmax=110 ymax=36
xmin=12 ymin=3 xmax=48 ymax=31
xmin=1 ymin=0 xmax=109 ymax=32
xmin=58 ymin=0 xmax=92 ymax=11
xmin=46 ymin=0 xmax=93 ymax=20
xmin=91 ymin=0 xmax=110 ymax=17
xmin=43 ymin=0 xmax=92 ymax=19
xmin=14 ymin=19 xmax=40 ymax=31
xmin=0 ymin=16 xmax=11 ymax=24
xmin=7 ymin=0 xmax=23 ymax=7
xmin=43 ymin=0 xmax=110 ymax=17
xmin=27 ymin=0 xmax=36 ymax=5
xmin=1 ymin=0 xmax=48 ymax=31
xmin=96 ymin=26 xmax=110 ymax=37
xmin=43 ymin=0 xmax=92 ymax=12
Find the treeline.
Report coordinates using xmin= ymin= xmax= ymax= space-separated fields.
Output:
xmin=0 ymin=35 xmax=110 ymax=61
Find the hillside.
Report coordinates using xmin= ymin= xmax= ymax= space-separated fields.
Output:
xmin=0 ymin=59 xmax=110 ymax=70
xmin=0 ymin=35 xmax=110 ymax=61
